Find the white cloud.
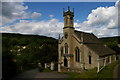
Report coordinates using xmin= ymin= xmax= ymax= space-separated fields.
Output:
xmin=1 ymin=0 xmax=24 ymax=2
xmin=76 ymin=19 xmax=79 ymax=22
xmin=1 ymin=2 xmax=42 ymax=25
xmin=1 ymin=18 xmax=63 ymax=38
xmin=115 ymin=0 xmax=120 ymax=7
xmin=75 ymin=2 xmax=119 ymax=38
xmin=48 ymin=15 xmax=54 ymax=18
xmin=31 ymin=12 xmax=41 ymax=19
xmin=1 ymin=2 xmax=29 ymax=25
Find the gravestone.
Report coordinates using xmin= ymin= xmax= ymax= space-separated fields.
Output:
xmin=50 ymin=62 xmax=54 ymax=71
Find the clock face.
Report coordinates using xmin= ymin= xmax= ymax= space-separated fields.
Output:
xmin=65 ymin=33 xmax=68 ymax=39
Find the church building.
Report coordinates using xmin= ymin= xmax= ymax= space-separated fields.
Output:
xmin=58 ymin=6 xmax=116 ymax=72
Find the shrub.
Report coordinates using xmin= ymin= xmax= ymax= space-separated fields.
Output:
xmin=38 ymin=67 xmax=44 ymax=72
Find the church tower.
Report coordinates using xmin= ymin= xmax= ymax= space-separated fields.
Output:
xmin=63 ymin=6 xmax=74 ymax=28
xmin=63 ymin=6 xmax=74 ymax=37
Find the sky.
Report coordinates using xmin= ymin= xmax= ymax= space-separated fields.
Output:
xmin=1 ymin=1 xmax=120 ymax=38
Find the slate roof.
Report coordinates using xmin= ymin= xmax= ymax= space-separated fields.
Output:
xmin=85 ymin=44 xmax=116 ymax=57
xmin=74 ymin=30 xmax=116 ymax=57
xmin=74 ymin=30 xmax=102 ymax=44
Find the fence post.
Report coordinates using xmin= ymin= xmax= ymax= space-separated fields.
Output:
xmin=45 ymin=63 xmax=47 ymax=69
xmin=50 ymin=62 xmax=54 ymax=71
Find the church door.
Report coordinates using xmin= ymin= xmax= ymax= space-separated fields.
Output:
xmin=64 ymin=57 xmax=68 ymax=67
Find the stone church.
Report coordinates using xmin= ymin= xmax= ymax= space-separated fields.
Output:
xmin=58 ymin=6 xmax=116 ymax=72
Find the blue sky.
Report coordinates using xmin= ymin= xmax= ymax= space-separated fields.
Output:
xmin=24 ymin=2 xmax=115 ymax=23
xmin=1 ymin=1 xmax=119 ymax=38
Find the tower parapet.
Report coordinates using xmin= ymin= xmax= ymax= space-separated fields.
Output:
xmin=63 ymin=6 xmax=74 ymax=28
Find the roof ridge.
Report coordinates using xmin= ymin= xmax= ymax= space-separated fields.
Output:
xmin=74 ymin=30 xmax=92 ymax=34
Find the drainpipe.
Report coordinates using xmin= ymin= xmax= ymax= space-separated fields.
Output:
xmin=97 ymin=57 xmax=100 ymax=73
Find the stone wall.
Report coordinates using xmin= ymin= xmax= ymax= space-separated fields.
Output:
xmin=83 ymin=45 xmax=98 ymax=69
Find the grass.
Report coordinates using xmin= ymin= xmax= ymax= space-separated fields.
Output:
xmin=42 ymin=68 xmax=52 ymax=72
xmin=63 ymin=60 xmax=120 ymax=79
xmin=97 ymin=60 xmax=120 ymax=78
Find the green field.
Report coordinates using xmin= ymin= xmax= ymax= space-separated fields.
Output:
xmin=63 ymin=60 xmax=120 ymax=79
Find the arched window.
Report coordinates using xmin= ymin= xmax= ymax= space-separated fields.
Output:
xmin=65 ymin=17 xmax=68 ymax=26
xmin=65 ymin=43 xmax=68 ymax=54
xmin=64 ymin=57 xmax=68 ymax=67
xmin=89 ymin=55 xmax=91 ymax=64
xmin=61 ymin=47 xmax=63 ymax=56
xmin=88 ymin=52 xmax=92 ymax=64
xmin=75 ymin=47 xmax=80 ymax=62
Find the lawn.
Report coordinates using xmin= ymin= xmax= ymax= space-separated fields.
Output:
xmin=63 ymin=60 xmax=120 ymax=79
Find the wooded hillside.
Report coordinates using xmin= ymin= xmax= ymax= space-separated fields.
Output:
xmin=100 ymin=36 xmax=120 ymax=54
xmin=2 ymin=33 xmax=58 ymax=79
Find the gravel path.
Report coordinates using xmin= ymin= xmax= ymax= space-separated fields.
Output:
xmin=14 ymin=68 xmax=69 ymax=79
xmin=113 ymin=62 xmax=120 ymax=79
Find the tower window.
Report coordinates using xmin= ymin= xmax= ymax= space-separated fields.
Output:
xmin=75 ymin=47 xmax=80 ymax=62
xmin=61 ymin=47 xmax=63 ymax=55
xmin=65 ymin=43 xmax=68 ymax=54
xmin=89 ymin=55 xmax=91 ymax=64
xmin=66 ymin=18 xmax=67 ymax=25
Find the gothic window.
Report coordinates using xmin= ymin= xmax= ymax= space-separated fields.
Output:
xmin=61 ymin=47 xmax=63 ymax=56
xmin=75 ymin=47 xmax=80 ymax=62
xmin=65 ymin=43 xmax=68 ymax=54
xmin=66 ymin=19 xmax=67 ymax=25
xmin=65 ymin=17 xmax=68 ymax=25
xmin=89 ymin=55 xmax=91 ymax=64
xmin=64 ymin=57 xmax=68 ymax=67
xmin=64 ymin=32 xmax=68 ymax=39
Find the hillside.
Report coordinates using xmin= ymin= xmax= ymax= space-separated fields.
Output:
xmin=100 ymin=36 xmax=119 ymax=43
xmin=2 ymin=33 xmax=58 ymax=79
xmin=99 ymin=36 xmax=120 ymax=54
